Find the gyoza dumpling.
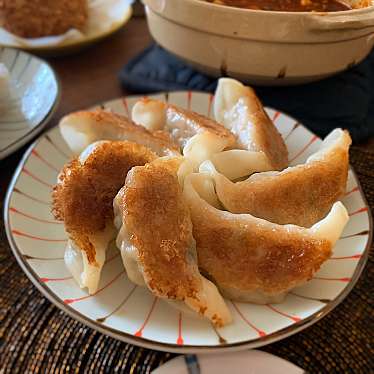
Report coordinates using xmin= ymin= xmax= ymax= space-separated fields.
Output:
xmin=132 ymin=98 xmax=236 ymax=167
xmin=59 ymin=109 xmax=179 ymax=157
xmin=183 ymin=172 xmax=349 ymax=304
xmin=203 ymin=128 xmax=351 ymax=227
xmin=52 ymin=141 xmax=157 ymax=294
xmin=213 ymin=78 xmax=288 ymax=172
xmin=114 ymin=158 xmax=232 ymax=327
xmin=201 ymin=149 xmax=275 ymax=181
xmin=132 ymin=98 xmax=236 ymax=148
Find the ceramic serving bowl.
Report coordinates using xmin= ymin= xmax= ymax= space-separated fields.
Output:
xmin=143 ymin=0 xmax=374 ymax=85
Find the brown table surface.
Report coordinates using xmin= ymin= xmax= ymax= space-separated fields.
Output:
xmin=0 ymin=15 xmax=373 ymax=373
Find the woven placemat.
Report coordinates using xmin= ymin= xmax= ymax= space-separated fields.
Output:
xmin=0 ymin=147 xmax=373 ymax=373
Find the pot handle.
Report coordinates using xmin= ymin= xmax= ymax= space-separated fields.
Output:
xmin=307 ymin=12 xmax=374 ymax=31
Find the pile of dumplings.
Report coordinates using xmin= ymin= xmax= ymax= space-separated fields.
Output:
xmin=52 ymin=78 xmax=351 ymax=327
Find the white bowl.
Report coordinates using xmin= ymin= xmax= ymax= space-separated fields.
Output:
xmin=143 ymin=0 xmax=374 ymax=85
xmin=0 ymin=48 xmax=60 ymax=159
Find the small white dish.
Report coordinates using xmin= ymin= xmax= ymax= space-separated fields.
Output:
xmin=152 ymin=350 xmax=304 ymax=374
xmin=0 ymin=47 xmax=59 ymax=160
xmin=4 ymin=91 xmax=372 ymax=353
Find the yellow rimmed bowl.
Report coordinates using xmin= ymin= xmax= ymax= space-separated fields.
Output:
xmin=0 ymin=1 xmax=133 ymax=57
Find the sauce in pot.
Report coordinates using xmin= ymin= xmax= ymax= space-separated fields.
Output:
xmin=207 ymin=0 xmax=352 ymax=12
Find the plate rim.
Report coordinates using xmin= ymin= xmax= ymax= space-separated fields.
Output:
xmin=0 ymin=47 xmax=61 ymax=160
xmin=3 ymin=95 xmax=373 ymax=353
xmin=0 ymin=5 xmax=133 ymax=54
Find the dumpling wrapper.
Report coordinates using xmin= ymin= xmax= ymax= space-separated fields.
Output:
xmin=59 ymin=109 xmax=179 ymax=157
xmin=202 ymin=128 xmax=351 ymax=227
xmin=183 ymin=172 xmax=349 ymax=304
xmin=114 ymin=157 xmax=232 ymax=327
xmin=52 ymin=140 xmax=157 ymax=294
xmin=200 ymin=149 xmax=273 ymax=181
xmin=213 ymin=78 xmax=288 ymax=173
xmin=132 ymin=98 xmax=236 ymax=167
xmin=64 ymin=225 xmax=116 ymax=295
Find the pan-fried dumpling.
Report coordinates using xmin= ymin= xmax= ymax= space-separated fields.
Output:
xmin=214 ymin=78 xmax=288 ymax=172
xmin=203 ymin=128 xmax=351 ymax=227
xmin=59 ymin=109 xmax=179 ymax=157
xmin=114 ymin=158 xmax=232 ymax=327
xmin=132 ymin=98 xmax=236 ymax=167
xmin=132 ymin=98 xmax=236 ymax=148
xmin=200 ymin=149 xmax=274 ymax=181
xmin=52 ymin=141 xmax=157 ymax=294
xmin=183 ymin=172 xmax=349 ymax=304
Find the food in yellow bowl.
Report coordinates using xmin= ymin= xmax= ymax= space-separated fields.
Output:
xmin=0 ymin=0 xmax=88 ymax=38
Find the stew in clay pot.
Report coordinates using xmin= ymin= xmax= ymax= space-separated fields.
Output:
xmin=206 ymin=0 xmax=354 ymax=12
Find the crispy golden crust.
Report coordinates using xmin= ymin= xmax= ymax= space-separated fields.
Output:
xmin=216 ymin=130 xmax=351 ymax=227
xmin=185 ymin=181 xmax=332 ymax=295
xmin=353 ymin=0 xmax=372 ymax=8
xmin=60 ymin=109 xmax=179 ymax=156
xmin=0 ymin=0 xmax=88 ymax=38
xmin=215 ymin=79 xmax=288 ymax=170
xmin=52 ymin=141 xmax=156 ymax=263
xmin=118 ymin=158 xmax=202 ymax=299
xmin=166 ymin=103 xmax=237 ymax=145
xmin=243 ymin=86 xmax=288 ymax=170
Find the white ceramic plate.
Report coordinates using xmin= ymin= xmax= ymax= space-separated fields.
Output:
xmin=152 ymin=350 xmax=304 ymax=374
xmin=0 ymin=47 xmax=59 ymax=160
xmin=4 ymin=92 xmax=372 ymax=353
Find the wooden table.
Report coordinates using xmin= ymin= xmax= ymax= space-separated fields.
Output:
xmin=50 ymin=16 xmax=152 ymax=123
